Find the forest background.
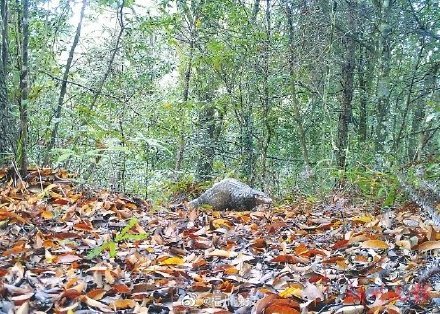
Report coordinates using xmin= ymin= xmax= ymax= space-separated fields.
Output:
xmin=0 ymin=0 xmax=438 ymax=204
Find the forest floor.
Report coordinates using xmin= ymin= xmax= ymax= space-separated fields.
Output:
xmin=0 ymin=168 xmax=439 ymax=314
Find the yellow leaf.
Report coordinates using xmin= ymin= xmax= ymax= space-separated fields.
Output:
xmin=159 ymin=256 xmax=184 ymax=266
xmin=212 ymin=218 xmax=232 ymax=229
xmin=45 ymin=250 xmax=55 ymax=263
xmin=360 ymin=240 xmax=389 ymax=249
xmin=279 ymin=286 xmax=302 ymax=298
xmin=351 ymin=215 xmax=374 ymax=223
xmin=41 ymin=210 xmax=54 ymax=220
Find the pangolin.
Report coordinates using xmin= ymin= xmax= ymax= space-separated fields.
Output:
xmin=188 ymin=178 xmax=272 ymax=210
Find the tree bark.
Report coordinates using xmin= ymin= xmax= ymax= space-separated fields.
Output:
xmin=90 ymin=0 xmax=125 ymax=108
xmin=0 ymin=0 xmax=11 ymax=163
xmin=1 ymin=0 xmax=7 ymax=71
xmin=18 ymin=0 xmax=29 ymax=177
xmin=174 ymin=39 xmax=193 ymax=172
xmin=285 ymin=1 xmax=310 ymax=168
xmin=45 ymin=0 xmax=87 ymax=165
xmin=374 ymin=0 xmax=392 ymax=156
xmin=357 ymin=46 xmax=370 ymax=144
xmin=259 ymin=0 xmax=273 ymax=189
xmin=195 ymin=98 xmax=215 ymax=180
xmin=410 ymin=62 xmax=439 ymax=161
xmin=336 ymin=0 xmax=356 ymax=171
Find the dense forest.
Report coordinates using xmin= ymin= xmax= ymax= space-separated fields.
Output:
xmin=0 ymin=0 xmax=438 ymax=202
xmin=0 ymin=1 xmax=440 ymax=312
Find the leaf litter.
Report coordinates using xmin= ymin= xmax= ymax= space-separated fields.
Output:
xmin=0 ymin=167 xmax=439 ymax=313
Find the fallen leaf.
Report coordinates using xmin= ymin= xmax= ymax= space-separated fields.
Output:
xmin=360 ymin=240 xmax=389 ymax=249
xmin=415 ymin=240 xmax=440 ymax=252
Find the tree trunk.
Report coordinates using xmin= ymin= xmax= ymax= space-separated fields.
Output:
xmin=1 ymin=0 xmax=7 ymax=71
xmin=374 ymin=0 xmax=392 ymax=156
xmin=195 ymin=101 xmax=215 ymax=180
xmin=357 ymin=46 xmax=370 ymax=144
xmin=259 ymin=0 xmax=272 ymax=189
xmin=285 ymin=1 xmax=310 ymax=168
xmin=45 ymin=0 xmax=87 ymax=165
xmin=393 ymin=40 xmax=424 ymax=154
xmin=410 ymin=62 xmax=439 ymax=161
xmin=0 ymin=0 xmax=11 ymax=163
xmin=17 ymin=0 xmax=29 ymax=177
xmin=174 ymin=39 xmax=193 ymax=172
xmin=90 ymin=0 xmax=125 ymax=108
xmin=336 ymin=1 xmax=356 ymax=171
xmin=0 ymin=55 xmax=9 ymax=163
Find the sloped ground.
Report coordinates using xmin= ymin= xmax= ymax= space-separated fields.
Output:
xmin=0 ymin=168 xmax=439 ymax=314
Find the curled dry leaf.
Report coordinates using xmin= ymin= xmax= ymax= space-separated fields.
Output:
xmin=360 ymin=240 xmax=389 ymax=249
xmin=207 ymin=249 xmax=237 ymax=258
xmin=415 ymin=240 xmax=440 ymax=252
xmin=109 ymin=299 xmax=137 ymax=310
xmin=255 ymin=294 xmax=300 ymax=314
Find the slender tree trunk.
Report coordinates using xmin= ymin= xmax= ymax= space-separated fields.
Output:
xmin=90 ymin=0 xmax=124 ymax=108
xmin=0 ymin=0 xmax=11 ymax=163
xmin=240 ymin=77 xmax=255 ymax=182
xmin=357 ymin=47 xmax=369 ymax=144
xmin=0 ymin=56 xmax=9 ymax=163
xmin=336 ymin=0 xmax=356 ymax=171
xmin=174 ymin=39 xmax=193 ymax=172
xmin=18 ymin=0 xmax=29 ymax=177
xmin=393 ymin=40 xmax=424 ymax=154
xmin=410 ymin=63 xmax=439 ymax=161
xmin=251 ymin=0 xmax=260 ymax=22
xmin=374 ymin=0 xmax=392 ymax=156
xmin=45 ymin=0 xmax=87 ymax=165
xmin=285 ymin=1 xmax=310 ymax=168
xmin=259 ymin=0 xmax=273 ymax=189
xmin=195 ymin=98 xmax=215 ymax=180
xmin=1 ymin=0 xmax=7 ymax=71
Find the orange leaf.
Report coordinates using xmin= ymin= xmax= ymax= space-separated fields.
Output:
xmin=415 ymin=240 xmax=440 ymax=252
xmin=2 ymin=241 xmax=26 ymax=256
xmin=360 ymin=240 xmax=389 ymax=249
xmin=323 ymin=256 xmax=346 ymax=264
xmin=87 ymin=288 xmax=106 ymax=300
xmin=109 ymin=299 xmax=136 ymax=310
xmin=294 ymin=244 xmax=308 ymax=255
xmin=252 ymin=238 xmax=267 ymax=249
xmin=332 ymin=239 xmax=349 ymax=250
xmin=0 ymin=210 xmax=27 ymax=223
xmin=73 ymin=221 xmax=94 ymax=231
xmin=380 ymin=291 xmax=400 ymax=301
xmin=271 ymin=254 xmax=309 ymax=264
xmin=112 ymin=284 xmax=131 ymax=294
xmin=265 ymin=304 xmax=300 ymax=314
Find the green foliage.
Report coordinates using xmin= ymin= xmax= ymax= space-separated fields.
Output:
xmin=162 ymin=174 xmax=210 ymax=203
xmin=343 ymin=167 xmax=400 ymax=206
xmin=87 ymin=217 xmax=148 ymax=259
xmin=2 ymin=0 xmax=437 ymax=202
